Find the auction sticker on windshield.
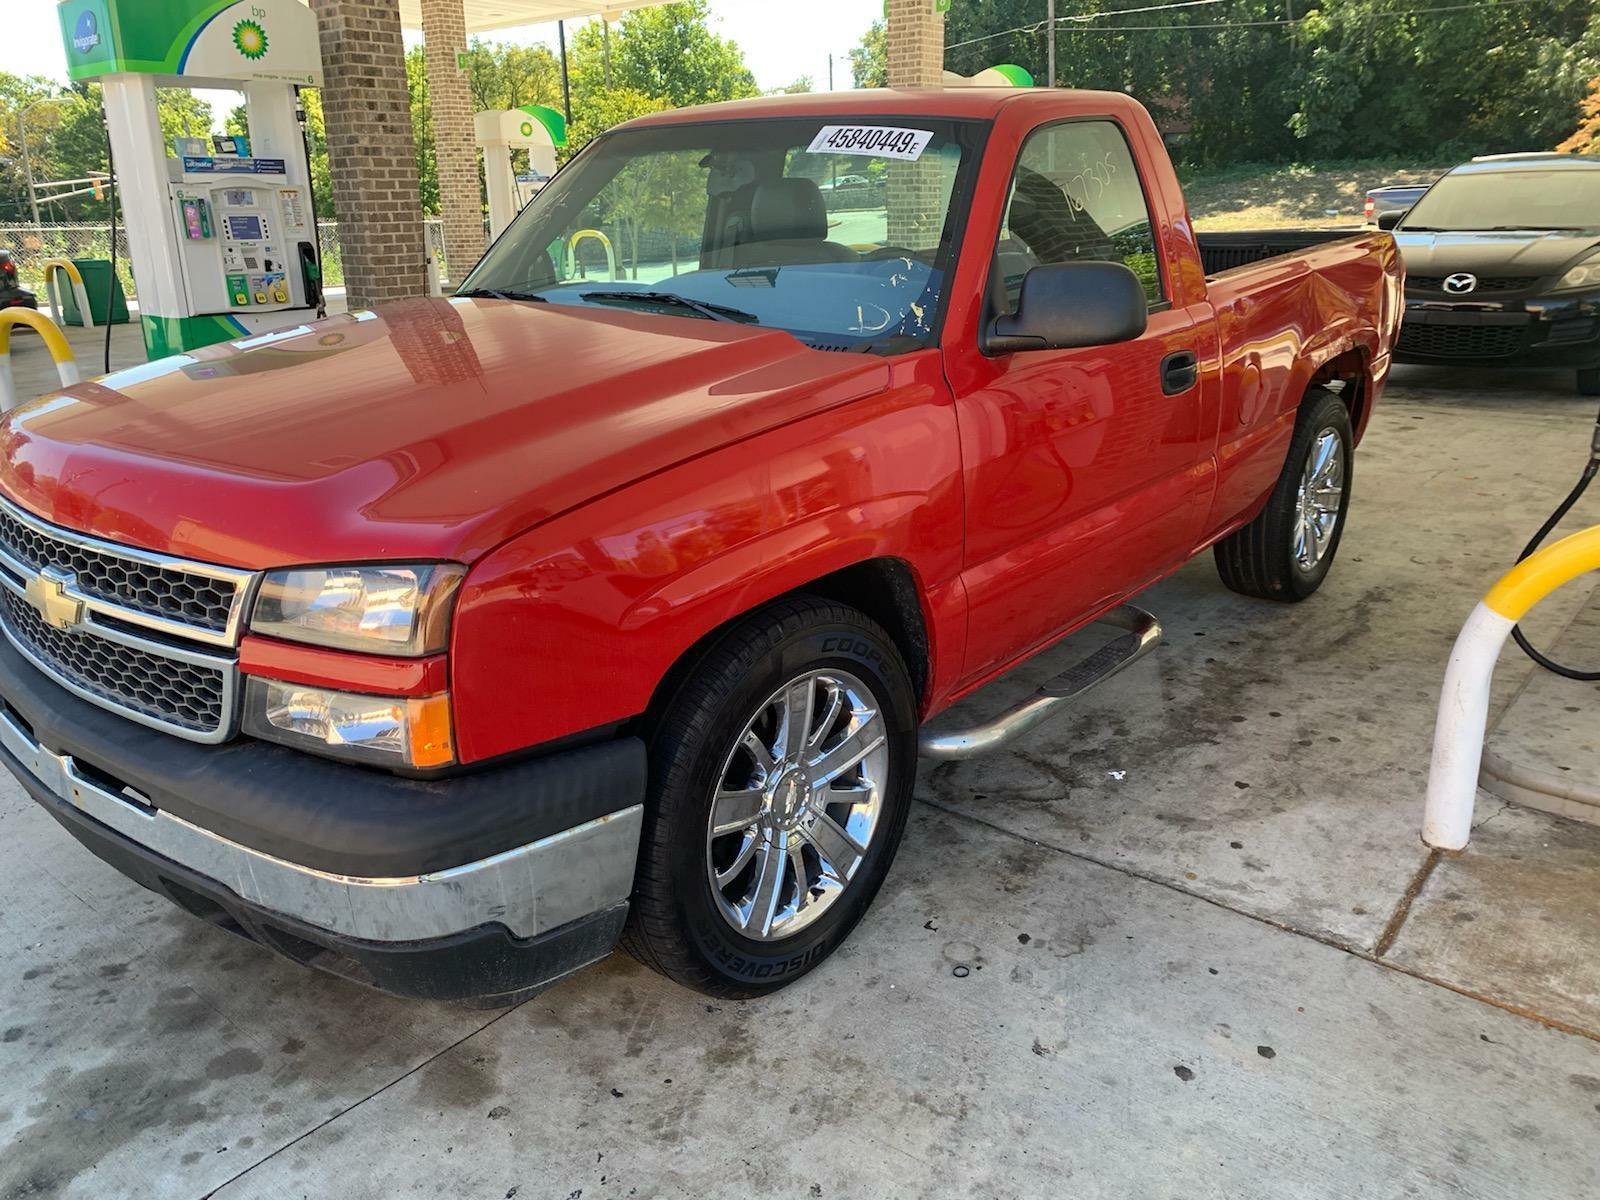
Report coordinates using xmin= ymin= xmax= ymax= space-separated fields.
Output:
xmin=806 ymin=126 xmax=933 ymax=161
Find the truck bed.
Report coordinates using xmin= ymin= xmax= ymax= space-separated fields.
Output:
xmin=1197 ymin=229 xmax=1368 ymax=276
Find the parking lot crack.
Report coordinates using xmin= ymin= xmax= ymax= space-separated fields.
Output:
xmin=196 ymin=1005 xmax=523 ymax=1199
xmin=1373 ymin=849 xmax=1441 ymax=959
xmin=915 ymin=797 xmax=1600 ymax=1045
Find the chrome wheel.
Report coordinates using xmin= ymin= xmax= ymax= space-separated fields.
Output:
xmin=705 ymin=669 xmax=890 ymax=942
xmin=1293 ymin=428 xmax=1345 ymax=572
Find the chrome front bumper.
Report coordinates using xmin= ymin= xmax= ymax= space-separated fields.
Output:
xmin=0 ymin=705 xmax=644 ymax=944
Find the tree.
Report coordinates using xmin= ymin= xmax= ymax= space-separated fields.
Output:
xmin=464 ymin=40 xmax=563 ymax=112
xmin=566 ymin=86 xmax=669 ymax=158
xmin=924 ymin=0 xmax=1600 ymax=166
xmin=849 ymin=21 xmax=886 ymax=89
xmin=1559 ymin=77 xmax=1600 ymax=155
xmin=568 ymin=1 xmax=759 ymax=111
xmin=1 ymin=81 xmax=212 ymax=222
xmin=0 ymin=74 xmax=74 ymax=222
xmin=771 ymin=76 xmax=814 ymax=96
xmin=406 ymin=45 xmax=439 ymax=216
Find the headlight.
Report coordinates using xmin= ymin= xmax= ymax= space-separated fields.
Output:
xmin=1556 ymin=255 xmax=1600 ymax=292
xmin=242 ymin=678 xmax=455 ymax=768
xmin=251 ymin=563 xmax=463 ymax=656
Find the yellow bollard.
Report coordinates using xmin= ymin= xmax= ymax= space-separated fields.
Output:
xmin=1423 ymin=525 xmax=1600 ymax=849
xmin=566 ymin=229 xmax=617 ymax=282
xmin=0 ymin=309 xmax=81 ymax=412
xmin=39 ymin=258 xmax=95 ymax=332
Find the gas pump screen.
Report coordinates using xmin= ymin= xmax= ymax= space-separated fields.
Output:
xmin=226 ymin=215 xmax=264 ymax=240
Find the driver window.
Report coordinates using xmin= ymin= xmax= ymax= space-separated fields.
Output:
xmin=997 ymin=121 xmax=1164 ymax=312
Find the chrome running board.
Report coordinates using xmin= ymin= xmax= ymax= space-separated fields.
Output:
xmin=918 ymin=605 xmax=1161 ymax=760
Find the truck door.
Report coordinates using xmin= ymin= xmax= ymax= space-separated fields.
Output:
xmin=949 ymin=118 xmax=1218 ymax=683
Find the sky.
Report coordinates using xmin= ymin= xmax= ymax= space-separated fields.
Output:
xmin=1 ymin=1 xmax=884 ymax=103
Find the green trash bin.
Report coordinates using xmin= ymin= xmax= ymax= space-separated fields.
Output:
xmin=57 ymin=258 xmax=130 ymax=326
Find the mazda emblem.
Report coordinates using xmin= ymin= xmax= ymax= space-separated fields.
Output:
xmin=1442 ymin=272 xmax=1478 ymax=295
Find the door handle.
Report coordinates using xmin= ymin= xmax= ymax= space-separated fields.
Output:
xmin=1160 ymin=351 xmax=1199 ymax=395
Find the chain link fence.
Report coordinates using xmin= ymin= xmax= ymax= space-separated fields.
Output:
xmin=1 ymin=220 xmax=452 ymax=298
xmin=0 ymin=224 xmax=137 ymax=296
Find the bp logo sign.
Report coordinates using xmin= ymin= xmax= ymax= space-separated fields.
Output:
xmin=520 ymin=121 xmax=536 ymax=138
xmin=71 ymin=10 xmax=100 ymax=54
xmin=233 ymin=18 xmax=269 ymax=61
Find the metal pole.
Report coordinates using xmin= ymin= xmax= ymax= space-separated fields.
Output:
xmin=602 ymin=18 xmax=611 ymax=88
xmin=1047 ymin=0 xmax=1057 ymax=88
xmin=558 ymin=20 xmax=572 ymax=127
xmin=828 ymin=53 xmax=834 ymax=91
xmin=17 ymin=109 xmax=42 ymax=230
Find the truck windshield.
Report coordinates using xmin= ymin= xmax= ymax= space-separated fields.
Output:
xmin=458 ymin=116 xmax=986 ymax=351
xmin=1401 ymin=168 xmax=1600 ymax=233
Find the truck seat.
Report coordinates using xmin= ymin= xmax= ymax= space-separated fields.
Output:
xmin=732 ymin=178 xmax=858 ymax=267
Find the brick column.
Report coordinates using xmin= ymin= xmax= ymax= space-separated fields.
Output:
xmin=886 ymin=0 xmax=945 ymax=89
xmin=310 ymin=0 xmax=426 ymax=307
xmin=422 ymin=0 xmax=485 ymax=283
xmin=885 ymin=0 xmax=947 ymax=246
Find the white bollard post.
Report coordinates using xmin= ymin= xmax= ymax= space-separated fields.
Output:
xmin=1423 ymin=525 xmax=1600 ymax=851
xmin=0 ymin=309 xmax=82 ymax=412
xmin=1422 ymin=603 xmax=1515 ymax=850
xmin=71 ymin=277 xmax=96 ymax=331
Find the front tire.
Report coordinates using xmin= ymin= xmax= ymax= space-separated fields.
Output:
xmin=1214 ymin=388 xmax=1353 ymax=602
xmin=621 ymin=596 xmax=917 ymax=997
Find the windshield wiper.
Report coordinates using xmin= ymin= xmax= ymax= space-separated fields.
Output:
xmin=578 ymin=289 xmax=759 ymax=324
xmin=454 ymin=287 xmax=548 ymax=302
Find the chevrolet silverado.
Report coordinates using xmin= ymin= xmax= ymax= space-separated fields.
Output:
xmin=0 ymin=89 xmax=1401 ymax=1000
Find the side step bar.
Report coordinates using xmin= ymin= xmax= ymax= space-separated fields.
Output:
xmin=918 ymin=605 xmax=1162 ymax=761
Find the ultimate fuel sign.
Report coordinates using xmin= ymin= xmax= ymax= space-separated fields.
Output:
xmin=57 ymin=0 xmax=322 ymax=85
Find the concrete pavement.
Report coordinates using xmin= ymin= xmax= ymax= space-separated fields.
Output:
xmin=3 ymin=362 xmax=1600 ymax=1197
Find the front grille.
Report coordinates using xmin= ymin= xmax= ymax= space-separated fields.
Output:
xmin=1408 ymin=276 xmax=1538 ymax=294
xmin=0 ymin=500 xmax=239 ymax=634
xmin=1 ymin=591 xmax=228 ymax=734
xmin=1397 ymin=321 xmax=1528 ymax=359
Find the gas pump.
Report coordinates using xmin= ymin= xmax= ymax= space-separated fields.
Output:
xmin=475 ymin=106 xmax=567 ymax=242
xmin=56 ymin=0 xmax=323 ymax=357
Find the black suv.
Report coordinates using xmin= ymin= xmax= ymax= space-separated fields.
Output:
xmin=1387 ymin=154 xmax=1600 ymax=395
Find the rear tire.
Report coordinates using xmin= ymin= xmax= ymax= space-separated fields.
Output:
xmin=1579 ymin=367 xmax=1600 ymax=397
xmin=1214 ymin=388 xmax=1353 ymax=602
xmin=621 ymin=595 xmax=917 ymax=997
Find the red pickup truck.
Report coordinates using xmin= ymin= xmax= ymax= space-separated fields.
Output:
xmin=0 ymin=89 xmax=1400 ymax=1002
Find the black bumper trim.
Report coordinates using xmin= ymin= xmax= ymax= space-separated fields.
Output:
xmin=0 ymin=632 xmax=646 ymax=878
xmin=36 ymin=782 xmax=626 ymax=1001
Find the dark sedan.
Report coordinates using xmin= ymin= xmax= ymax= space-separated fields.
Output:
xmin=1388 ymin=154 xmax=1600 ymax=395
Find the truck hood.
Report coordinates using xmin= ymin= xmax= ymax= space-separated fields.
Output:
xmin=0 ymin=298 xmax=890 ymax=568
xmin=1394 ymin=229 xmax=1600 ymax=280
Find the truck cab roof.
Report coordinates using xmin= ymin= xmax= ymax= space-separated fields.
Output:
xmin=622 ymin=87 xmax=1146 ymax=129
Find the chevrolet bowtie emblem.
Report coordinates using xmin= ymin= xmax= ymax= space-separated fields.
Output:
xmin=23 ymin=567 xmax=84 ymax=632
